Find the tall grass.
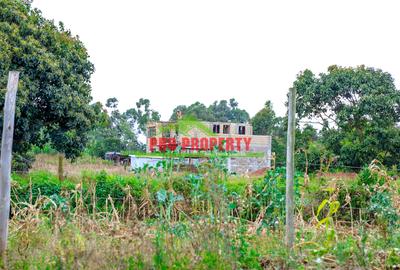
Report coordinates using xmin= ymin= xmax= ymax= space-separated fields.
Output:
xmin=2 ymin=156 xmax=400 ymax=269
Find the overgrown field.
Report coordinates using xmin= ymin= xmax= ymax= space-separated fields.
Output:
xmin=2 ymin=155 xmax=400 ymax=269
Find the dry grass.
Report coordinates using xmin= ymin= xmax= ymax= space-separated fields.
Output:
xmin=5 ymin=157 xmax=397 ymax=269
xmin=317 ymin=171 xmax=358 ymax=180
xmin=31 ymin=154 xmax=132 ymax=178
xmin=4 ymin=189 xmax=398 ymax=270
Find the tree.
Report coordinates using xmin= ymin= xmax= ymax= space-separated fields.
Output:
xmin=250 ymin=100 xmax=288 ymax=164
xmin=207 ymin=99 xmax=249 ymax=122
xmin=0 ymin=0 xmax=96 ymax=169
xmin=294 ymin=125 xmax=332 ymax=173
xmin=251 ymin=101 xmax=278 ymax=135
xmin=294 ymin=65 xmax=400 ymax=167
xmin=170 ymin=99 xmax=250 ymax=123
xmin=86 ymin=98 xmax=160 ymax=157
xmin=170 ymin=102 xmax=212 ymax=122
xmin=125 ymin=98 xmax=161 ymax=134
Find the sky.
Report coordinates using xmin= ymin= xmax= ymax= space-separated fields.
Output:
xmin=32 ymin=0 xmax=400 ymax=120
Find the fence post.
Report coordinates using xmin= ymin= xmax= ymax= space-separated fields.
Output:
xmin=58 ymin=153 xmax=64 ymax=182
xmin=0 ymin=71 xmax=19 ymax=255
xmin=285 ymin=87 xmax=296 ymax=250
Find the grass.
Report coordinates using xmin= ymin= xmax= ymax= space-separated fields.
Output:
xmin=31 ymin=154 xmax=131 ymax=178
xmin=2 ymin=154 xmax=399 ymax=269
xmin=4 ymin=194 xmax=399 ymax=269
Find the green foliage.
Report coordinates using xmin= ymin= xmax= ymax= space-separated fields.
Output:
xmin=170 ymin=98 xmax=249 ymax=123
xmin=12 ymin=151 xmax=35 ymax=172
xmin=369 ymin=191 xmax=399 ymax=229
xmin=333 ymin=236 xmax=358 ymax=266
xmin=251 ymin=100 xmax=328 ymax=171
xmin=316 ymin=197 xmax=340 ymax=249
xmin=160 ymin=114 xmax=213 ymax=137
xmin=251 ymin=100 xmax=279 ymax=136
xmin=6 ymin=161 xmax=400 ymax=268
xmin=12 ymin=170 xmax=74 ymax=201
xmin=294 ymin=65 xmax=400 ymax=167
xmin=328 ymin=165 xmax=400 ymax=230
xmin=239 ymin=167 xmax=301 ymax=227
xmin=86 ymin=97 xmax=160 ymax=157
xmin=231 ymin=225 xmax=262 ymax=269
xmin=295 ymin=125 xmax=332 ymax=172
xmin=357 ymin=167 xmax=380 ymax=186
xmin=0 ymin=0 xmax=96 ymax=163
xmin=31 ymin=143 xmax=58 ymax=155
xmin=251 ymin=100 xmax=290 ymax=166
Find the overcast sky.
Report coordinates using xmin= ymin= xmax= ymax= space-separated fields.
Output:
xmin=32 ymin=0 xmax=400 ymax=120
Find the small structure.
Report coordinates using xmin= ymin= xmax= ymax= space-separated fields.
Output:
xmin=105 ymin=152 xmax=130 ymax=166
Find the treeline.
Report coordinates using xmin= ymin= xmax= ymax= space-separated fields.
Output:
xmin=85 ymin=98 xmax=252 ymax=158
xmin=1 ymin=0 xmax=400 ymax=172
xmin=169 ymin=98 xmax=250 ymax=123
xmin=174 ymin=66 xmax=400 ymax=171
xmin=252 ymin=65 xmax=400 ymax=171
xmin=85 ymin=98 xmax=160 ymax=158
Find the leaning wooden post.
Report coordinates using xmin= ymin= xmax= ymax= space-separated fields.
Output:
xmin=0 ymin=71 xmax=19 ymax=255
xmin=285 ymin=87 xmax=296 ymax=250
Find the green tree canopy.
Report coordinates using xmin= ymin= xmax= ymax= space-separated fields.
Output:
xmin=294 ymin=65 xmax=400 ymax=167
xmin=86 ymin=97 xmax=160 ymax=157
xmin=0 ymin=0 xmax=96 ymax=168
xmin=251 ymin=100 xmax=278 ymax=135
xmin=170 ymin=98 xmax=249 ymax=123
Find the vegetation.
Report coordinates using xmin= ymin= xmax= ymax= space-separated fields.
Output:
xmin=86 ymin=97 xmax=160 ymax=158
xmin=250 ymin=66 xmax=400 ymax=172
xmin=2 ymin=155 xmax=399 ymax=269
xmin=126 ymin=150 xmax=265 ymax=159
xmin=170 ymin=98 xmax=250 ymax=123
xmin=2 ymin=2 xmax=400 ymax=269
xmin=294 ymin=65 xmax=400 ymax=168
xmin=0 ymin=0 xmax=96 ymax=170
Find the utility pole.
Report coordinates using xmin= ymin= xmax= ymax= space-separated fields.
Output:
xmin=0 ymin=71 xmax=19 ymax=255
xmin=285 ymin=87 xmax=296 ymax=250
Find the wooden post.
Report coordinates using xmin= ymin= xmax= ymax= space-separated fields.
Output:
xmin=58 ymin=153 xmax=64 ymax=182
xmin=0 ymin=71 xmax=19 ymax=255
xmin=285 ymin=87 xmax=296 ymax=250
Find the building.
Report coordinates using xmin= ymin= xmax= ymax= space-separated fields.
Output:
xmin=147 ymin=121 xmax=271 ymax=155
xmin=147 ymin=120 xmax=272 ymax=173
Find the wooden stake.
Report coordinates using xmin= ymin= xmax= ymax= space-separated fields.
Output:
xmin=0 ymin=71 xmax=19 ymax=255
xmin=58 ymin=153 xmax=64 ymax=182
xmin=285 ymin=87 xmax=296 ymax=250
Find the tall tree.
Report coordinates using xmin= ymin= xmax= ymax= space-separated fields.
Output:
xmin=170 ymin=102 xmax=211 ymax=121
xmin=251 ymin=100 xmax=278 ymax=135
xmin=294 ymin=65 xmax=400 ymax=167
xmin=251 ymin=100 xmax=288 ymax=164
xmin=0 ymin=0 xmax=96 ymax=169
xmin=86 ymin=98 xmax=160 ymax=157
xmin=170 ymin=99 xmax=249 ymax=123
xmin=125 ymin=98 xmax=161 ymax=134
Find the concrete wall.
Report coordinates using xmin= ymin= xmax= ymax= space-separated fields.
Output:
xmin=130 ymin=155 xmax=271 ymax=175
xmin=130 ymin=156 xmax=163 ymax=169
xmin=227 ymin=156 xmax=271 ymax=175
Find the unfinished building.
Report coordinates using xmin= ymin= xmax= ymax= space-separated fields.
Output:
xmin=142 ymin=119 xmax=273 ymax=174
